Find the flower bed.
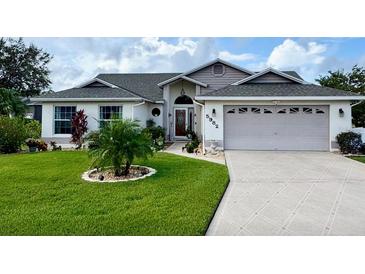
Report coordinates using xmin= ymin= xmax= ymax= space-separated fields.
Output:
xmin=82 ymin=165 xmax=156 ymax=183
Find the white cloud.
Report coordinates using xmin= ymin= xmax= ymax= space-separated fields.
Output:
xmin=31 ymin=37 xmax=221 ymax=90
xmin=267 ymin=39 xmax=327 ymax=69
xmin=258 ymin=39 xmax=329 ymax=82
xmin=218 ymin=51 xmax=255 ymax=62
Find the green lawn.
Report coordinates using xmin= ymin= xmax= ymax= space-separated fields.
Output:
xmin=349 ymin=156 xmax=365 ymax=164
xmin=0 ymin=151 xmax=228 ymax=235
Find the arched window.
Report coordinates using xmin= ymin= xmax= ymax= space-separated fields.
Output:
xmin=174 ymin=95 xmax=193 ymax=104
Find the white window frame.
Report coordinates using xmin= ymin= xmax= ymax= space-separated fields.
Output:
xmin=53 ymin=105 xmax=77 ymax=135
xmin=98 ymin=105 xmax=123 ymax=128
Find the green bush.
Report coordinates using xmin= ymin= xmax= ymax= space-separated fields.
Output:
xmin=142 ymin=119 xmax=166 ymax=151
xmin=0 ymin=116 xmax=27 ymax=153
xmin=185 ymin=129 xmax=200 ymax=153
xmin=336 ymin=131 xmax=363 ymax=154
xmin=24 ymin=119 xmax=41 ymax=139
xmin=85 ymin=131 xmax=101 ymax=150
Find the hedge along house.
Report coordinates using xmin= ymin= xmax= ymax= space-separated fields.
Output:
xmin=32 ymin=58 xmax=365 ymax=151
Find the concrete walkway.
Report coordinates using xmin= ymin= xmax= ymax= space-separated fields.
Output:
xmin=164 ymin=142 xmax=225 ymax=165
xmin=207 ymin=151 xmax=365 ymax=236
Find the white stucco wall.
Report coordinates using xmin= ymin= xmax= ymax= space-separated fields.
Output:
xmin=147 ymin=103 xmax=164 ymax=127
xmin=41 ymin=101 xmax=135 ymax=140
xmin=203 ymin=100 xmax=353 ymax=151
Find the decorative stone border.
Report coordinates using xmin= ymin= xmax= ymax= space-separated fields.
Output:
xmin=81 ymin=165 xmax=156 ymax=183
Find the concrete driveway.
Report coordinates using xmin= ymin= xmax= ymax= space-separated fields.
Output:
xmin=207 ymin=151 xmax=365 ymax=236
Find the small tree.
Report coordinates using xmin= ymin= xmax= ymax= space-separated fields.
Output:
xmin=88 ymin=119 xmax=153 ymax=176
xmin=71 ymin=109 xmax=88 ymax=149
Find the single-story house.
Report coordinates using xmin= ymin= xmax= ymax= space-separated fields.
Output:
xmin=31 ymin=58 xmax=365 ymax=151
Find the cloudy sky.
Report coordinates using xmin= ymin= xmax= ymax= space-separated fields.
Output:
xmin=23 ymin=37 xmax=365 ymax=91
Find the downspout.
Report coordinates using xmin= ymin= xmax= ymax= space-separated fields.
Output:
xmin=131 ymin=101 xmax=145 ymax=120
xmin=193 ymin=99 xmax=205 ymax=154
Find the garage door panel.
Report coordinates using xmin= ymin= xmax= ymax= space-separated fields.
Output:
xmin=224 ymin=105 xmax=329 ymax=151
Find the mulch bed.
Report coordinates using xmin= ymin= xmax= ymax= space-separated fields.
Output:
xmin=89 ymin=166 xmax=151 ymax=181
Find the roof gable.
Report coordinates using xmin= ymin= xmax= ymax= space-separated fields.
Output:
xmin=76 ymin=78 xmax=119 ymax=88
xmin=157 ymin=58 xmax=254 ymax=87
xmin=232 ymin=68 xmax=305 ymax=85
xmin=97 ymin=73 xmax=179 ymax=101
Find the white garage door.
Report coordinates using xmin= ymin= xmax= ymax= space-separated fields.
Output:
xmin=224 ymin=105 xmax=329 ymax=151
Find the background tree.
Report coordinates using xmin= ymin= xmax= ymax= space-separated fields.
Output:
xmin=316 ymin=65 xmax=365 ymax=127
xmin=0 ymin=88 xmax=26 ymax=116
xmin=71 ymin=109 xmax=88 ymax=149
xmin=0 ymin=38 xmax=52 ymax=97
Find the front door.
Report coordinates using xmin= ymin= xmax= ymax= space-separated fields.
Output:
xmin=175 ymin=108 xmax=187 ymax=137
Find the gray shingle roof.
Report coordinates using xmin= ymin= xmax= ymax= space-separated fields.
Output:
xmin=96 ymin=73 xmax=180 ymax=101
xmin=201 ymin=84 xmax=360 ymax=97
xmin=36 ymin=69 xmax=352 ymax=102
xmin=36 ymin=87 xmax=139 ymax=99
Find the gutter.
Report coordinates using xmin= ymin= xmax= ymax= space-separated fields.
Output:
xmin=193 ymin=99 xmax=206 ymax=154
xmin=29 ymin=97 xmax=143 ymax=102
xmin=351 ymin=101 xmax=363 ymax=107
xmin=195 ymin=96 xmax=365 ymax=101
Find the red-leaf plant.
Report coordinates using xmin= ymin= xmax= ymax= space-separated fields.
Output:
xmin=71 ymin=109 xmax=88 ymax=149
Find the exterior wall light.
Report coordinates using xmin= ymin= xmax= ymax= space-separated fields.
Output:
xmin=339 ymin=108 xmax=344 ymax=117
xmin=212 ymin=108 xmax=216 ymax=117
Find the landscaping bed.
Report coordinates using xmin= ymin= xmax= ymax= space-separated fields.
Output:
xmin=84 ymin=165 xmax=156 ymax=182
xmin=0 ymin=151 xmax=229 ymax=235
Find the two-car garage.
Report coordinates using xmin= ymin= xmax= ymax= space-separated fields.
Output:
xmin=223 ymin=105 xmax=329 ymax=151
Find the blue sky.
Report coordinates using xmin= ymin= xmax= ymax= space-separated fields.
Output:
xmin=23 ymin=37 xmax=365 ymax=91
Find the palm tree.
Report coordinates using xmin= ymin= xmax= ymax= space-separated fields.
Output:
xmin=88 ymin=119 xmax=153 ymax=176
xmin=0 ymin=88 xmax=26 ymax=117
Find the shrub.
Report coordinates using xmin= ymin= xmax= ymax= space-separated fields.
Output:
xmin=88 ymin=119 xmax=153 ymax=176
xmin=25 ymin=138 xmax=39 ymax=148
xmin=25 ymin=138 xmax=48 ymax=152
xmin=185 ymin=129 xmax=200 ymax=153
xmin=37 ymin=140 xmax=48 ymax=151
xmin=71 ymin=109 xmax=88 ymax=149
xmin=142 ymin=119 xmax=165 ymax=151
xmin=24 ymin=119 xmax=41 ymax=139
xmin=336 ymin=131 xmax=363 ymax=154
xmin=0 ymin=116 xmax=27 ymax=153
xmin=84 ymin=131 xmax=101 ymax=150
xmin=50 ymin=141 xmax=62 ymax=151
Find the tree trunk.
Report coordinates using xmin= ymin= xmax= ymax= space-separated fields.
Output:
xmin=122 ymin=161 xmax=131 ymax=176
xmin=114 ymin=168 xmax=122 ymax=177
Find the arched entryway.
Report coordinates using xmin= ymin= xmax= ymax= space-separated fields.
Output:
xmin=174 ymin=95 xmax=194 ymax=138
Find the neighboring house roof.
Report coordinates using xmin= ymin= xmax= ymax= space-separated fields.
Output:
xmin=281 ymin=71 xmax=303 ymax=80
xmin=157 ymin=58 xmax=255 ymax=87
xmin=197 ymin=83 xmax=362 ymax=98
xmin=96 ymin=73 xmax=180 ymax=101
xmin=34 ymin=87 xmax=141 ymax=101
xmin=232 ymin=67 xmax=305 ymax=85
